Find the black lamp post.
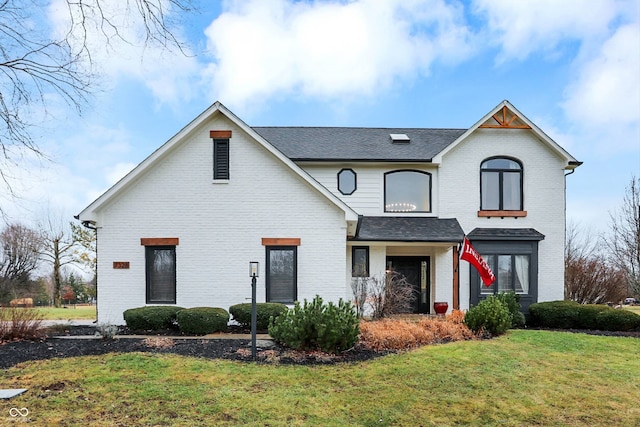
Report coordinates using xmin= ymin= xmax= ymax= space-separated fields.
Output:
xmin=249 ymin=262 xmax=259 ymax=360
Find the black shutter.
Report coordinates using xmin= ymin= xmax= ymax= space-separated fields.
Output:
xmin=213 ymin=139 xmax=229 ymax=180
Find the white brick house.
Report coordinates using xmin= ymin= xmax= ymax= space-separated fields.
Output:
xmin=77 ymin=100 xmax=580 ymax=325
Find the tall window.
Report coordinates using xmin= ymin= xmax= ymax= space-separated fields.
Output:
xmin=146 ymin=246 xmax=176 ymax=304
xmin=213 ymin=138 xmax=229 ymax=180
xmin=480 ymin=157 xmax=523 ymax=210
xmin=384 ymin=170 xmax=431 ymax=213
xmin=352 ymin=246 xmax=369 ymax=277
xmin=266 ymin=246 xmax=297 ymax=303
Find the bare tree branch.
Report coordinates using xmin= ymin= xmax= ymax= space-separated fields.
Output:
xmin=603 ymin=176 xmax=640 ymax=297
xmin=0 ymin=0 xmax=195 ymax=218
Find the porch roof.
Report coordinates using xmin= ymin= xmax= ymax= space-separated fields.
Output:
xmin=351 ymin=216 xmax=464 ymax=243
xmin=467 ymin=228 xmax=545 ymax=241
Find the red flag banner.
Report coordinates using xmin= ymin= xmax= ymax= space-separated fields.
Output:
xmin=460 ymin=237 xmax=496 ymax=287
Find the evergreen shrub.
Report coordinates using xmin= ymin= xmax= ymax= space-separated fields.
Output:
xmin=123 ymin=306 xmax=185 ymax=330
xmin=496 ymin=291 xmax=526 ymax=328
xmin=529 ymin=300 xmax=640 ymax=331
xmin=268 ymin=295 xmax=360 ymax=354
xmin=176 ymin=307 xmax=229 ymax=335
xmin=229 ymin=303 xmax=288 ymax=330
xmin=463 ymin=295 xmax=511 ymax=336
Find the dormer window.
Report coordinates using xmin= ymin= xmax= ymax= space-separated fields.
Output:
xmin=384 ymin=170 xmax=431 ymax=213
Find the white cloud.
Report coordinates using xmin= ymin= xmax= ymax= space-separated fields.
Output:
xmin=46 ymin=0 xmax=201 ymax=106
xmin=472 ymin=0 xmax=619 ymax=61
xmin=562 ymin=23 xmax=640 ymax=128
xmin=106 ymin=162 xmax=137 ymax=186
xmin=202 ymin=0 xmax=474 ymax=107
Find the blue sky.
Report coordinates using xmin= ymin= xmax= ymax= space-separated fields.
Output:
xmin=4 ymin=0 xmax=639 ymax=234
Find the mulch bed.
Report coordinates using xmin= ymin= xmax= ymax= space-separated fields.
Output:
xmin=0 ymin=325 xmax=388 ymax=369
xmin=2 ymin=325 xmax=638 ymax=370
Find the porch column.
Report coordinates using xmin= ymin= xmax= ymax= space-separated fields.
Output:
xmin=452 ymin=244 xmax=460 ymax=310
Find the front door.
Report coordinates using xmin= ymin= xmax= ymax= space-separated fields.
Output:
xmin=386 ymin=256 xmax=430 ymax=314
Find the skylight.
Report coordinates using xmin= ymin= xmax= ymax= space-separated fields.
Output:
xmin=390 ymin=133 xmax=410 ymax=143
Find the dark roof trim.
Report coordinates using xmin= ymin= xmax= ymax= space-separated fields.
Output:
xmin=350 ymin=216 xmax=464 ymax=243
xmin=293 ymin=158 xmax=434 ymax=163
xmin=467 ymin=228 xmax=545 ymax=241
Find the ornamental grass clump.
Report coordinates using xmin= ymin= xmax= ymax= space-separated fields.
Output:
xmin=0 ymin=307 xmax=44 ymax=341
xmin=359 ymin=312 xmax=475 ymax=351
xmin=268 ymin=295 xmax=359 ymax=354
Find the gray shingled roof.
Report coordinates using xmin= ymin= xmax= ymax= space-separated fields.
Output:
xmin=351 ymin=217 xmax=464 ymax=242
xmin=253 ymin=127 xmax=466 ymax=161
xmin=467 ymin=228 xmax=545 ymax=241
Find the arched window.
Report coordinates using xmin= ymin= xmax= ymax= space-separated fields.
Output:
xmin=384 ymin=170 xmax=431 ymax=213
xmin=480 ymin=157 xmax=523 ymax=211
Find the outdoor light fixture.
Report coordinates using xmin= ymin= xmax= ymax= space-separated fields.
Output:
xmin=250 ymin=261 xmax=259 ymax=277
xmin=249 ymin=261 xmax=259 ymax=360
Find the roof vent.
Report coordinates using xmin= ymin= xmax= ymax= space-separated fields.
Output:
xmin=390 ymin=133 xmax=410 ymax=144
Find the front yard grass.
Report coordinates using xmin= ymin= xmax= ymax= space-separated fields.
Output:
xmin=32 ymin=305 xmax=96 ymax=321
xmin=2 ymin=329 xmax=639 ymax=426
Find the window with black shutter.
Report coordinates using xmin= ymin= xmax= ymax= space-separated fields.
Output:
xmin=213 ymin=138 xmax=229 ymax=180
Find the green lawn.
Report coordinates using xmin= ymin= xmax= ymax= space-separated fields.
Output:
xmin=33 ymin=305 xmax=96 ymax=320
xmin=1 ymin=329 xmax=639 ymax=426
xmin=625 ymin=305 xmax=640 ymax=315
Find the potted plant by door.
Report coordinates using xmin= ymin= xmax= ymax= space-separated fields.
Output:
xmin=433 ymin=302 xmax=448 ymax=315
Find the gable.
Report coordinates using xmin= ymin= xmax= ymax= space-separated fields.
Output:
xmin=77 ymin=102 xmax=359 ymax=228
xmin=432 ymin=100 xmax=580 ymax=169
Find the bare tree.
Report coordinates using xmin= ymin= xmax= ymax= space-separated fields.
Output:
xmin=0 ymin=223 xmax=43 ymax=303
xmin=366 ymin=271 xmax=416 ymax=319
xmin=40 ymin=217 xmax=76 ymax=307
xmin=565 ymin=222 xmax=627 ymax=304
xmin=71 ymin=221 xmax=96 ymax=278
xmin=603 ymin=176 xmax=640 ymax=298
xmin=0 ymin=0 xmax=195 ymax=216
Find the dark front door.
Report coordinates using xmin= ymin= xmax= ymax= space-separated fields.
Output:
xmin=386 ymin=256 xmax=430 ymax=314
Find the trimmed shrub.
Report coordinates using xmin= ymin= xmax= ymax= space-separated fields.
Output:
xmin=268 ymin=295 xmax=359 ymax=354
xmin=496 ymin=291 xmax=526 ymax=328
xmin=528 ymin=300 xmax=581 ymax=329
xmin=595 ymin=309 xmax=640 ymax=331
xmin=177 ymin=307 xmax=229 ymax=335
xmin=463 ymin=295 xmax=511 ymax=336
xmin=123 ymin=306 xmax=184 ymax=330
xmin=229 ymin=303 xmax=288 ymax=330
xmin=529 ymin=300 xmax=640 ymax=331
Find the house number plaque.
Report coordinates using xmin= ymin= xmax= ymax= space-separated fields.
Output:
xmin=113 ymin=262 xmax=130 ymax=269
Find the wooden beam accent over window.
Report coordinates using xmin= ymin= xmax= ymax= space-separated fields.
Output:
xmin=140 ymin=238 xmax=179 ymax=246
xmin=479 ymin=106 xmax=532 ymax=129
xmin=261 ymin=238 xmax=301 ymax=246
xmin=478 ymin=210 xmax=527 ymax=218
xmin=210 ymin=130 xmax=232 ymax=139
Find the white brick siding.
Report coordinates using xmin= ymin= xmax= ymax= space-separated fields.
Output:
xmin=95 ymin=115 xmax=348 ymax=324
